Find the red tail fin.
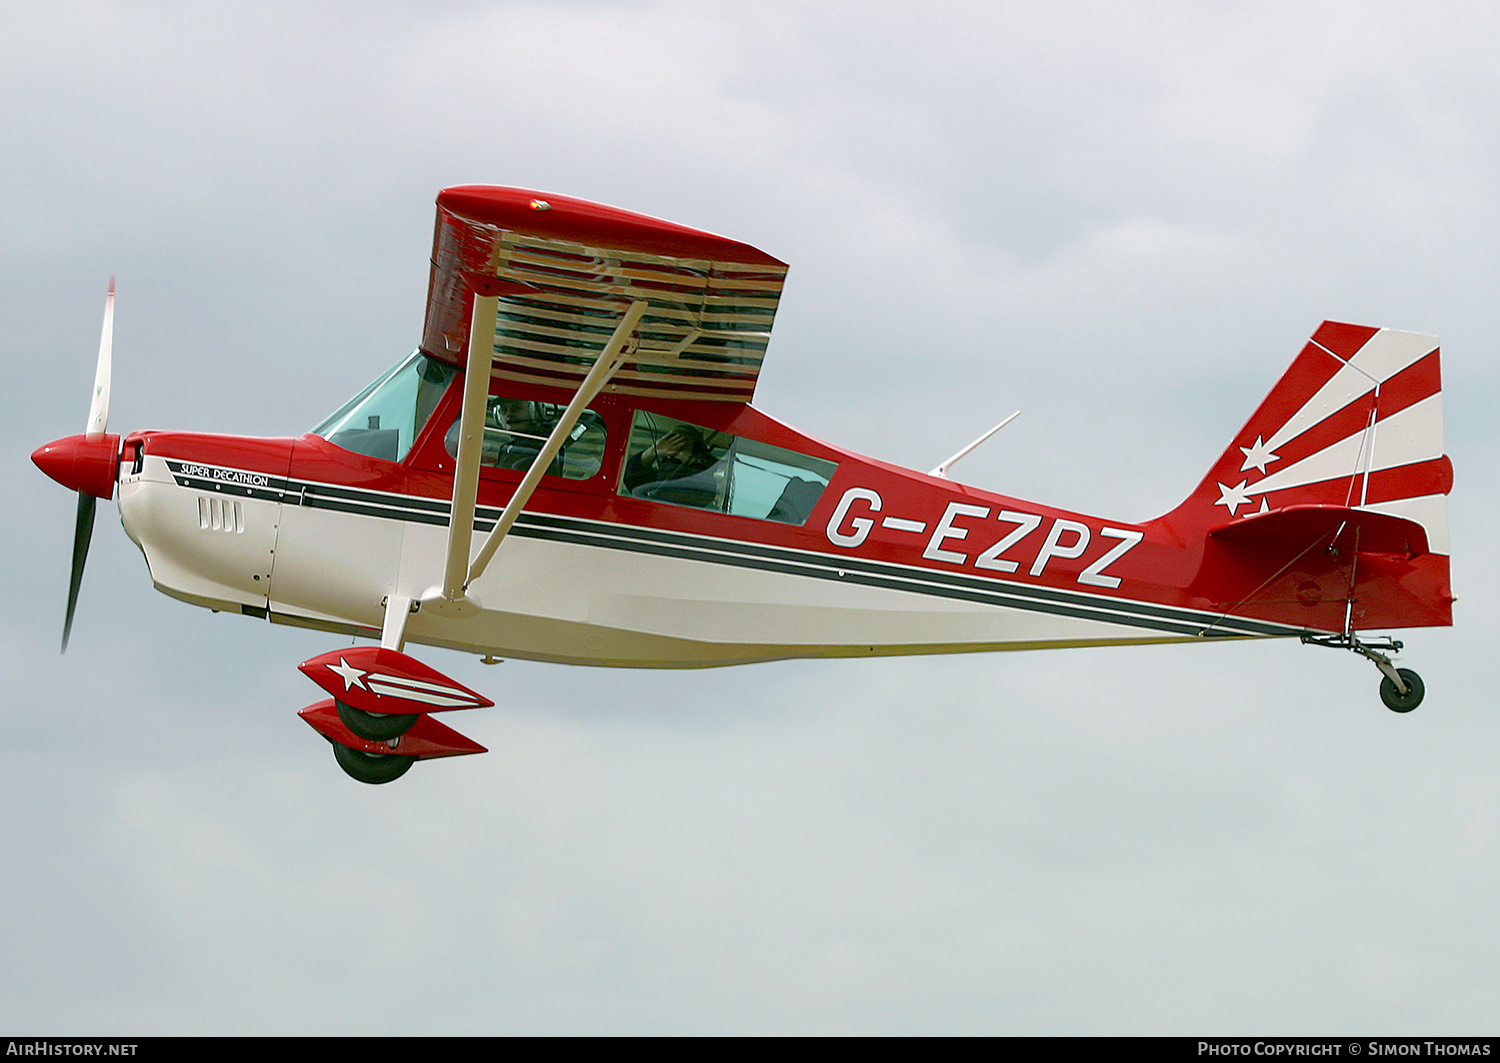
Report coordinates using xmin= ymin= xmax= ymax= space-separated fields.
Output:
xmin=1163 ymin=322 xmax=1453 ymax=632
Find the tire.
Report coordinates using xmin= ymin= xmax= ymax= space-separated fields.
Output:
xmin=336 ymin=699 xmax=419 ymax=741
xmin=1379 ymin=668 xmax=1425 ymax=713
xmin=332 ymin=741 xmax=415 ymax=785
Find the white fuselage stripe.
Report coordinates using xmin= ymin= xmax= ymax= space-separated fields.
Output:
xmin=161 ymin=459 xmax=1307 ymax=640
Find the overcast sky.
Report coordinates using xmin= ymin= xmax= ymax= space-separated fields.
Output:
xmin=3 ymin=0 xmax=1498 ymax=1035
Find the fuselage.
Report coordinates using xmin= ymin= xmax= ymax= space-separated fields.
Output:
xmin=114 ymin=360 xmax=1354 ymax=669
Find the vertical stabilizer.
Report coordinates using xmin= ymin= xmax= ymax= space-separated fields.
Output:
xmin=1172 ymin=322 xmax=1451 ymax=548
xmin=1163 ymin=322 xmax=1453 ymax=632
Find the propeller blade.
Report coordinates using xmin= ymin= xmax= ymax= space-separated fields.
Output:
xmin=85 ymin=277 xmax=113 ymax=440
xmin=58 ymin=278 xmax=117 ymax=652
xmin=62 ymin=492 xmax=97 ymax=653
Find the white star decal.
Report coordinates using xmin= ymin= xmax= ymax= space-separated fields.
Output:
xmin=1239 ymin=435 xmax=1280 ymax=474
xmin=1215 ymin=480 xmax=1255 ymax=515
xmin=326 ymin=657 xmax=368 ymax=692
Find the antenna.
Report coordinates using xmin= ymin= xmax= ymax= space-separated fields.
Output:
xmin=929 ymin=410 xmax=1021 ymax=480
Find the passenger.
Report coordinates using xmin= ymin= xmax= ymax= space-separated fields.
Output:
xmin=623 ymin=425 xmax=718 ymax=494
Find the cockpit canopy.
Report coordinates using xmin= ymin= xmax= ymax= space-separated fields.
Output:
xmin=311 ymin=351 xmax=455 ymax=462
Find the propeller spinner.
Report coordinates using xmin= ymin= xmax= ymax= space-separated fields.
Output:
xmin=32 ymin=279 xmax=122 ymax=651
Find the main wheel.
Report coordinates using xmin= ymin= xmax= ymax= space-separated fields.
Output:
xmin=1379 ymin=668 xmax=1425 ymax=713
xmin=336 ymin=700 xmax=419 ymax=741
xmin=332 ymin=741 xmax=415 ymax=785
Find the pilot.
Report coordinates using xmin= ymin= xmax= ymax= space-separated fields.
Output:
xmin=444 ymin=398 xmax=562 ymax=473
xmin=623 ymin=424 xmax=718 ymax=494
xmin=488 ymin=398 xmax=550 ymax=470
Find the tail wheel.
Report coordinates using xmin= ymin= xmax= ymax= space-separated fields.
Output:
xmin=336 ymin=699 xmax=419 ymax=741
xmin=1379 ymin=668 xmax=1425 ymax=713
xmin=331 ymin=741 xmax=415 ymax=785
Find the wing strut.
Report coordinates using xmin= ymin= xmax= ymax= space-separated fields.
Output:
xmin=466 ymin=299 xmax=648 ymax=585
xmin=421 ymin=297 xmax=647 ymax=616
xmin=423 ymin=293 xmax=500 ymax=616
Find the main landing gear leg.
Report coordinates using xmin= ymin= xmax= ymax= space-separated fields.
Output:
xmin=1301 ymin=632 xmax=1425 ymax=713
xmin=334 ymin=593 xmax=424 ymax=741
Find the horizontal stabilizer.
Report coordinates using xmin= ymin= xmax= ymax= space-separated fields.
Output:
xmin=1210 ymin=504 xmax=1428 ymax=558
xmin=299 ymin=699 xmax=488 ymax=760
xmin=299 ymin=647 xmax=494 ymax=715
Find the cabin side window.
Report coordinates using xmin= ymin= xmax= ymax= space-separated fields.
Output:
xmin=312 ymin=351 xmax=456 ymax=463
xmin=442 ymin=396 xmax=607 ymax=481
xmin=619 ymin=411 xmax=837 ymax=526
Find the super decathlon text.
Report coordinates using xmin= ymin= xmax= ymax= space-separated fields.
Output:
xmin=826 ymin=487 xmax=1143 ymax=588
xmin=6 ymin=1045 xmax=137 ymax=1056
xmin=176 ymin=462 xmax=270 ymax=488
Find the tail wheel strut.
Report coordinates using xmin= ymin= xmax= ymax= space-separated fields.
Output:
xmin=1301 ymin=632 xmax=1425 ymax=713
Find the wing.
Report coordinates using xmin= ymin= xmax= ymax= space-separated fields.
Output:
xmin=421 ymin=186 xmax=788 ymax=404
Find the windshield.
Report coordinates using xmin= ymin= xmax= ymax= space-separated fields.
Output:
xmin=312 ymin=351 xmax=456 ymax=462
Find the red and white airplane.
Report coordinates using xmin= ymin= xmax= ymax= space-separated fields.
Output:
xmin=33 ymin=186 xmax=1455 ymax=784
